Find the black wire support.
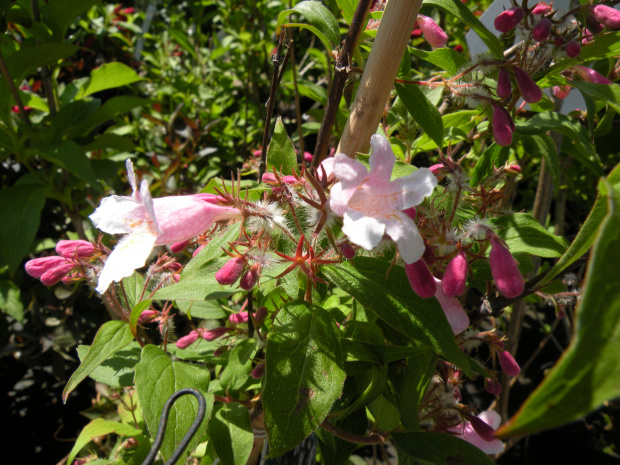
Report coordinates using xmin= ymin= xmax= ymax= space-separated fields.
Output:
xmin=141 ymin=388 xmax=207 ymax=465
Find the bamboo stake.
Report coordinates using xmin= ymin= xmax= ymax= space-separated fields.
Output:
xmin=337 ymin=0 xmax=423 ymax=157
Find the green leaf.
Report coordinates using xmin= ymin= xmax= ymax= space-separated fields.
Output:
xmin=515 ymin=111 xmax=602 ymax=176
xmin=336 ymin=363 xmax=386 ymax=419
xmin=135 ymin=345 xmax=213 ymax=463
xmin=129 ymin=300 xmax=152 ymax=338
xmin=408 ymin=47 xmax=467 ymax=76
xmin=40 ymin=141 xmax=98 ymax=186
xmin=63 ymin=321 xmax=134 ymax=402
xmin=263 ymin=301 xmax=346 ymax=457
xmin=78 ymin=62 xmax=144 ymax=99
xmin=208 ymin=403 xmax=254 ymax=465
xmin=335 ymin=0 xmax=356 ymax=25
xmin=0 ymin=184 xmax=48 ymax=274
xmin=66 ymin=419 xmax=141 ymax=465
xmin=539 ymin=164 xmax=620 ymax=287
xmin=322 ymin=258 xmax=471 ymax=374
xmin=219 ymin=338 xmax=259 ymax=394
xmin=469 ymin=143 xmax=509 ymax=187
xmin=393 ymin=432 xmax=495 ymax=465
xmin=423 ymin=0 xmax=503 ymax=58
xmin=497 ymin=173 xmax=620 ymax=438
xmin=519 ymin=134 xmax=560 ymax=190
xmin=316 ymin=409 xmax=367 ymax=465
xmin=368 ymin=395 xmax=400 ymax=431
xmin=182 ymin=226 xmax=241 ymax=276
xmin=570 ymin=81 xmax=620 ymax=113
xmin=47 ymin=0 xmax=100 ymax=39
xmin=277 ymin=1 xmax=340 ymax=47
xmin=0 ymin=279 xmax=24 ymax=322
xmin=266 ymin=117 xmax=298 ymax=176
xmin=396 ymin=83 xmax=444 ymax=148
xmin=76 ymin=342 xmax=141 ymax=388
xmin=490 ymin=213 xmax=569 ymax=258
xmin=399 ymin=349 xmax=437 ymax=431
xmin=4 ymin=44 xmax=80 ymax=83
xmin=71 ymin=96 xmax=149 ymax=137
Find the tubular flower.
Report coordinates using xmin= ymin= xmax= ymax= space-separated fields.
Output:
xmin=417 ymin=15 xmax=448 ymax=49
xmin=494 ymin=7 xmax=524 ymax=33
xmin=90 ymin=160 xmax=243 ymax=293
xmin=496 ymin=68 xmax=512 ymax=99
xmin=492 ymin=105 xmax=516 ymax=147
xmin=589 ymin=5 xmax=620 ymax=30
xmin=489 ymin=235 xmax=525 ymax=298
xmin=514 ymin=67 xmax=542 ymax=103
xmin=572 ymin=65 xmax=612 ymax=84
xmin=405 ymin=259 xmax=437 ymax=298
xmin=329 ymin=135 xmax=437 ymax=264
xmin=442 ymin=249 xmax=468 ymax=297
xmin=448 ymin=411 xmax=505 ymax=455
xmin=532 ymin=18 xmax=552 ymax=42
xmin=25 ymin=256 xmax=77 ymax=286
xmin=433 ymin=277 xmax=470 ymax=334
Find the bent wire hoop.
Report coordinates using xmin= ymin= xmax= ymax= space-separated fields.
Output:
xmin=142 ymin=388 xmax=207 ymax=465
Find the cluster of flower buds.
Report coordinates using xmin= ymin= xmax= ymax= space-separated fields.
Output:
xmin=25 ymin=240 xmax=97 ymax=286
xmin=175 ymin=326 xmax=231 ymax=349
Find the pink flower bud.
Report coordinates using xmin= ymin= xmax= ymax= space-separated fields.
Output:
xmin=582 ymin=28 xmax=594 ymax=45
xmin=468 ymin=414 xmax=497 ymax=442
xmin=202 ymin=326 xmax=230 ymax=341
xmin=442 ymin=249 xmax=468 ymax=297
xmin=262 ymin=173 xmax=302 ymax=185
xmin=303 ymin=152 xmax=313 ymax=162
xmin=489 ymin=236 xmax=525 ymax=298
xmin=585 ymin=16 xmax=605 ymax=34
xmin=40 ymin=262 xmax=75 ymax=286
xmin=25 ymin=256 xmax=67 ymax=278
xmin=417 ymin=15 xmax=448 ymax=49
xmin=498 ymin=349 xmax=521 ymax=376
xmin=176 ymin=331 xmax=200 ymax=349
xmin=553 ymin=85 xmax=572 ymax=99
xmin=565 ymin=40 xmax=581 ymax=58
xmin=590 ymin=5 xmax=620 ymax=31
xmin=170 ymin=240 xmax=190 ymax=253
xmin=341 ymin=242 xmax=356 ymax=259
xmin=251 ymin=361 xmax=266 ymax=379
xmin=405 ymin=260 xmax=436 ymax=298
xmin=505 ymin=164 xmax=521 ymax=174
xmin=55 ymin=240 xmax=95 ymax=259
xmin=532 ymin=2 xmax=552 ymax=15
xmin=403 ymin=207 xmax=417 ymax=220
xmin=138 ymin=310 xmax=159 ymax=323
xmin=553 ymin=36 xmax=565 ymax=47
xmin=514 ymin=67 xmax=542 ymax=103
xmin=215 ymin=257 xmax=245 ymax=285
xmin=428 ymin=164 xmax=446 ymax=180
xmin=484 ymin=377 xmax=502 ymax=395
xmin=573 ymin=65 xmax=612 ymax=84
xmin=254 ymin=306 xmax=268 ymax=326
xmin=229 ymin=311 xmax=249 ymax=325
xmin=496 ymin=68 xmax=512 ymax=99
xmin=253 ymin=149 xmax=262 ymax=158
xmin=532 ymin=18 xmax=552 ymax=42
xmin=494 ymin=7 xmax=525 ymax=33
xmin=192 ymin=243 xmax=206 ymax=257
xmin=239 ymin=265 xmax=259 ymax=290
xmin=492 ymin=105 xmax=515 ymax=147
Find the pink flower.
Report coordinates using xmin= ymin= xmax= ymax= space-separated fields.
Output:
xmin=215 ymin=257 xmax=246 ymax=285
xmin=448 ymin=411 xmax=505 ymax=455
xmin=329 ymin=135 xmax=437 ymax=264
xmin=494 ymin=7 xmax=524 ymax=33
xmin=138 ymin=310 xmax=159 ymax=324
xmin=489 ymin=236 xmax=525 ymax=298
xmin=532 ymin=2 xmax=552 ymax=15
xmin=590 ymin=5 xmax=620 ymax=31
xmin=532 ymin=18 xmax=552 ymax=42
xmin=496 ymin=68 xmax=512 ymax=99
xmin=573 ymin=65 xmax=612 ymax=84
xmin=417 ymin=15 xmax=448 ymax=49
xmin=303 ymin=151 xmax=313 ymax=162
xmin=552 ymin=85 xmax=572 ymax=99
xmin=239 ymin=265 xmax=259 ymax=290
xmin=514 ymin=67 xmax=542 ymax=103
xmin=229 ymin=311 xmax=249 ymax=325
xmin=41 ymin=262 xmax=75 ymax=286
xmin=176 ymin=331 xmax=200 ymax=349
xmin=492 ymin=105 xmax=515 ymax=147
xmin=405 ymin=259 xmax=436 ymax=298
xmin=202 ymin=327 xmax=230 ymax=341
xmin=25 ymin=256 xmax=76 ymax=286
xmin=56 ymin=240 xmax=95 ymax=259
xmin=498 ymin=349 xmax=521 ymax=376
xmin=442 ymin=249 xmax=468 ymax=297
xmin=433 ymin=277 xmax=470 ymax=334
xmin=565 ymin=40 xmax=581 ymax=58
xmin=90 ymin=160 xmax=243 ymax=293
xmin=340 ymin=242 xmax=356 ymax=259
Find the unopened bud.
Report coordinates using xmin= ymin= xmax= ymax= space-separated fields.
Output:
xmin=468 ymin=414 xmax=497 ymax=442
xmin=240 ymin=264 xmax=260 ymax=290
xmin=498 ymin=350 xmax=521 ymax=376
xmin=25 ymin=256 xmax=67 ymax=278
xmin=484 ymin=377 xmax=502 ymax=395
xmin=303 ymin=152 xmax=313 ymax=162
xmin=532 ymin=2 xmax=552 ymax=15
xmin=532 ymin=18 xmax=552 ymax=42
xmin=41 ymin=262 xmax=75 ymax=286
xmin=55 ymin=240 xmax=95 ymax=259
xmin=590 ymin=5 xmax=620 ymax=31
xmin=553 ymin=85 xmax=572 ymax=99
xmin=193 ymin=243 xmax=206 ymax=257
xmin=489 ymin=236 xmax=525 ymax=298
xmin=251 ymin=362 xmax=266 ymax=379
xmin=170 ymin=240 xmax=190 ymax=253
xmin=417 ymin=15 xmax=448 ymax=49
xmin=138 ymin=310 xmax=158 ymax=324
xmin=428 ymin=164 xmax=446 ymax=180
xmin=442 ymin=249 xmax=468 ymax=297
xmin=203 ymin=326 xmax=230 ymax=341
xmin=229 ymin=311 xmax=249 ymax=325
xmin=254 ymin=306 xmax=268 ymax=326
xmin=341 ymin=242 xmax=356 ymax=259
xmin=514 ymin=67 xmax=542 ymax=103
xmin=565 ymin=40 xmax=581 ymax=58
xmin=405 ymin=260 xmax=436 ymax=298
xmin=215 ymin=257 xmax=245 ymax=285
xmin=553 ymin=36 xmax=565 ymax=47
xmin=505 ymin=164 xmax=521 ymax=174
xmin=496 ymin=68 xmax=512 ymax=99
xmin=403 ymin=207 xmax=417 ymax=220
xmin=492 ymin=105 xmax=515 ymax=147
xmin=573 ymin=65 xmax=612 ymax=84
xmin=494 ymin=7 xmax=525 ymax=33
xmin=176 ymin=331 xmax=200 ymax=349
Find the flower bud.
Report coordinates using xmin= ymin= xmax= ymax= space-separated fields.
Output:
xmin=573 ymin=65 xmax=612 ymax=84
xmin=532 ymin=18 xmax=552 ymax=42
xmin=215 ymin=257 xmax=245 ymax=285
xmin=251 ymin=361 xmax=266 ymax=379
xmin=193 ymin=243 xmax=206 ymax=257
xmin=553 ymin=36 xmax=565 ymax=47
xmin=254 ymin=306 xmax=268 ymax=326
xmin=442 ymin=249 xmax=468 ymax=297
xmin=239 ymin=264 xmax=260 ymax=290
xmin=176 ymin=331 xmax=200 ymax=349
xmin=403 ymin=207 xmax=417 ymax=220
xmin=417 ymin=15 xmax=448 ymax=49
xmin=492 ymin=105 xmax=515 ymax=147
xmin=56 ymin=240 xmax=95 ymax=259
xmin=303 ymin=152 xmax=313 ymax=162
xmin=203 ymin=326 xmax=230 ymax=341
xmin=496 ymin=68 xmax=512 ymax=99
xmin=484 ymin=377 xmax=502 ymax=395
xmin=590 ymin=5 xmax=620 ymax=30
xmin=553 ymin=85 xmax=572 ymax=99
xmin=25 ymin=256 xmax=67 ymax=278
xmin=585 ymin=16 xmax=605 ymax=34
xmin=489 ymin=236 xmax=525 ymax=298
xmin=498 ymin=349 xmax=521 ymax=376
xmin=514 ymin=67 xmax=542 ymax=103
xmin=41 ymin=262 xmax=75 ymax=286
xmin=405 ymin=260 xmax=436 ymax=298
xmin=229 ymin=311 xmax=249 ymax=325
xmin=565 ymin=40 xmax=581 ymax=58
xmin=428 ymin=164 xmax=446 ymax=180
xmin=138 ymin=310 xmax=159 ymax=324
xmin=494 ymin=7 xmax=525 ymax=33
xmin=468 ymin=414 xmax=497 ymax=442
xmin=341 ymin=242 xmax=356 ymax=259
xmin=170 ymin=240 xmax=190 ymax=253
xmin=532 ymin=2 xmax=552 ymax=15
xmin=582 ymin=28 xmax=594 ymax=45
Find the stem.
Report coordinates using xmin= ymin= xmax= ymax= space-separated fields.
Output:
xmin=311 ymin=0 xmax=374 ymax=169
xmin=0 ymin=49 xmax=30 ymax=126
xmin=321 ymin=420 xmax=386 ymax=445
xmin=290 ymin=39 xmax=305 ymax=157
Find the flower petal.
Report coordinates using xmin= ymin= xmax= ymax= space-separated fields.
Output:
xmin=342 ymin=209 xmax=385 ymax=251
xmin=331 ymin=153 xmax=368 ymax=215
xmin=96 ymin=231 xmax=158 ymax=294
xmin=126 ymin=159 xmax=140 ymax=201
xmin=434 ymin=278 xmax=470 ymax=334
xmin=383 ymin=213 xmax=425 ymax=264
xmin=89 ymin=195 xmax=145 ymax=235
xmin=392 ymin=167 xmax=438 ymax=210
xmin=369 ymin=134 xmax=396 ymax=183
